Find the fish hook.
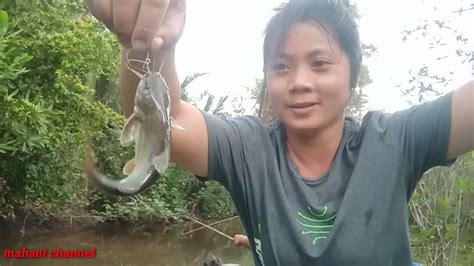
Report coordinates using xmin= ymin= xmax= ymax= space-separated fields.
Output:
xmin=143 ymin=53 xmax=151 ymax=73
xmin=126 ymin=51 xmax=166 ymax=77
xmin=125 ymin=50 xmax=148 ymax=79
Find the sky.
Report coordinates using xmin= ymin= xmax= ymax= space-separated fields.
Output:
xmin=175 ymin=0 xmax=473 ymax=114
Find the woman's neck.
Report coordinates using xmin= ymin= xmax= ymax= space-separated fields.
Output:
xmin=285 ymin=119 xmax=344 ymax=179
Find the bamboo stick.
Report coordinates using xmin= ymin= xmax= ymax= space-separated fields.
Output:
xmin=184 ymin=216 xmax=233 ymax=241
xmin=181 ymin=215 xmax=238 ymax=237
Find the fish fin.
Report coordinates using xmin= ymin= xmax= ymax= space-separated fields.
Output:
xmin=122 ymin=159 xmax=136 ymax=175
xmin=152 ymin=143 xmax=170 ymax=174
xmin=151 ymin=92 xmax=169 ymax=125
xmin=120 ymin=114 xmax=140 ymax=145
xmin=171 ymin=117 xmax=185 ymax=130
xmin=149 ymin=74 xmax=172 ymax=124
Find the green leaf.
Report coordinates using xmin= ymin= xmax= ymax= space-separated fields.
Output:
xmin=0 ymin=10 xmax=8 ymax=36
xmin=0 ymin=140 xmax=18 ymax=153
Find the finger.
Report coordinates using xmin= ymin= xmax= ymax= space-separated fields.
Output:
xmin=132 ymin=0 xmax=170 ymax=51
xmin=233 ymin=234 xmax=245 ymax=245
xmin=169 ymin=0 xmax=186 ymax=17
xmin=87 ymin=0 xmax=113 ymax=29
xmin=113 ymin=0 xmax=141 ymax=39
xmin=153 ymin=0 xmax=186 ymax=50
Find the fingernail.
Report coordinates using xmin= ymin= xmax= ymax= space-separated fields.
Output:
xmin=132 ymin=39 xmax=147 ymax=51
xmin=151 ymin=37 xmax=164 ymax=52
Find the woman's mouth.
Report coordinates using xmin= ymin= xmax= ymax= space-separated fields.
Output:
xmin=288 ymin=102 xmax=318 ymax=115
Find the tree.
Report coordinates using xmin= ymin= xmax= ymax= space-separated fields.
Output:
xmin=180 ymin=72 xmax=231 ymax=118
xmin=399 ymin=5 xmax=473 ymax=265
xmin=0 ymin=0 xmax=236 ymax=226
xmin=0 ymin=0 xmax=125 ymax=219
xmin=345 ymin=43 xmax=376 ymax=121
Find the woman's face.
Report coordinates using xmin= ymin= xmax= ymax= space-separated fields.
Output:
xmin=265 ymin=21 xmax=351 ymax=134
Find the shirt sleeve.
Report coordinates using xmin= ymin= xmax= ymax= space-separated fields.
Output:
xmin=197 ymin=111 xmax=265 ymax=196
xmin=381 ymin=92 xmax=455 ymax=192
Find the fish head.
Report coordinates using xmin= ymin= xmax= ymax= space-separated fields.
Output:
xmin=134 ymin=72 xmax=170 ymax=119
xmin=134 ymin=77 xmax=158 ymax=117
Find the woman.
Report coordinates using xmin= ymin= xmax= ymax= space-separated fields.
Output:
xmin=86 ymin=0 xmax=473 ymax=265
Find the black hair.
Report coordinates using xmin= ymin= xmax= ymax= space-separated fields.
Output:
xmin=263 ymin=0 xmax=362 ymax=89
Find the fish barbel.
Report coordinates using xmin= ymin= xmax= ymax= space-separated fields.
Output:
xmin=86 ymin=70 xmax=182 ymax=196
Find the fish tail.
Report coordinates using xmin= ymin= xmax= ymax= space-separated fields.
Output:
xmin=83 ymin=147 xmax=134 ymax=196
xmin=84 ymin=154 xmax=160 ymax=196
xmin=83 ymin=118 xmax=160 ymax=197
xmin=86 ymin=169 xmax=123 ymax=195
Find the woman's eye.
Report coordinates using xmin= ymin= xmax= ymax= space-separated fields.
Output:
xmin=271 ymin=63 xmax=288 ymax=72
xmin=312 ymin=60 xmax=329 ymax=68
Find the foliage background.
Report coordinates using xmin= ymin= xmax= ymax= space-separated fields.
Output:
xmin=0 ymin=0 xmax=234 ymax=226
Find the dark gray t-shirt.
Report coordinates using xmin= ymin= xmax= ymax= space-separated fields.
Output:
xmin=200 ymin=93 xmax=454 ymax=266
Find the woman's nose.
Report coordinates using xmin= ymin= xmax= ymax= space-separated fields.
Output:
xmin=289 ymin=65 xmax=313 ymax=94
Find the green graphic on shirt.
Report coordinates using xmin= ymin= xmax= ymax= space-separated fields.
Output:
xmin=296 ymin=206 xmax=336 ymax=245
xmin=255 ymin=223 xmax=264 ymax=265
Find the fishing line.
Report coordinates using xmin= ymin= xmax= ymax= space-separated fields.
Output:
xmin=125 ymin=49 xmax=147 ymax=78
xmin=184 ymin=216 xmax=234 ymax=241
xmin=125 ymin=50 xmax=166 ymax=77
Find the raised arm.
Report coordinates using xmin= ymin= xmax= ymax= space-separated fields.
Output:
xmin=87 ymin=0 xmax=209 ymax=177
xmin=448 ymin=80 xmax=474 ymax=159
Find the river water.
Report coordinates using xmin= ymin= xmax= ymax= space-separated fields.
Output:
xmin=0 ymin=219 xmax=252 ymax=266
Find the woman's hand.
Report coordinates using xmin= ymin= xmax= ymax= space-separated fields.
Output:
xmin=86 ymin=0 xmax=186 ymax=52
xmin=233 ymin=234 xmax=251 ymax=249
